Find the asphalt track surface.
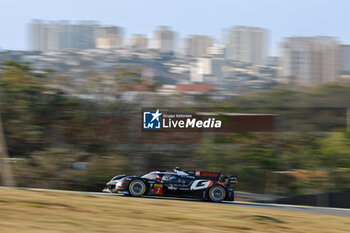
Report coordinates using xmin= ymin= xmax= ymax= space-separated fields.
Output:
xmin=25 ymin=188 xmax=350 ymax=218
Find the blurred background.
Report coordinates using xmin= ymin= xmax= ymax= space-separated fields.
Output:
xmin=1 ymin=0 xmax=350 ymax=208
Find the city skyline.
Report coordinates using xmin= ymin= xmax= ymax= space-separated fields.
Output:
xmin=1 ymin=0 xmax=350 ymax=55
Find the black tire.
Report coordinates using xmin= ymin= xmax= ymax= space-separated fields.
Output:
xmin=208 ymin=185 xmax=226 ymax=203
xmin=128 ymin=179 xmax=146 ymax=197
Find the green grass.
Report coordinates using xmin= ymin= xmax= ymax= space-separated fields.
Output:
xmin=0 ymin=187 xmax=349 ymax=233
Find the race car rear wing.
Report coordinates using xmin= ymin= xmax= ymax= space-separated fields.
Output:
xmin=186 ymin=170 xmax=237 ymax=184
xmin=186 ymin=170 xmax=221 ymax=181
xmin=229 ymin=176 xmax=238 ymax=184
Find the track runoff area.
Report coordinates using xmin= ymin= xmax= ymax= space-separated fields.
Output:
xmin=23 ymin=187 xmax=350 ymax=218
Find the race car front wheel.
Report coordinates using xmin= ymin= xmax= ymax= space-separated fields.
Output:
xmin=208 ymin=185 xmax=226 ymax=203
xmin=128 ymin=179 xmax=146 ymax=197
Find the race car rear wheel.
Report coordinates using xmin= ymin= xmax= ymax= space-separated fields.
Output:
xmin=208 ymin=185 xmax=226 ymax=203
xmin=128 ymin=179 xmax=146 ymax=197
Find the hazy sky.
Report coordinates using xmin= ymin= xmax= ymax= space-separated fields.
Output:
xmin=0 ymin=0 xmax=349 ymax=55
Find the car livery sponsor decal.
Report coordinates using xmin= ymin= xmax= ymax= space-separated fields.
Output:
xmin=153 ymin=184 xmax=163 ymax=195
xmin=168 ymin=184 xmax=177 ymax=190
xmin=190 ymin=180 xmax=213 ymax=190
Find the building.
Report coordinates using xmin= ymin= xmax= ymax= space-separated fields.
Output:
xmin=186 ymin=35 xmax=213 ymax=57
xmin=280 ymin=36 xmax=339 ymax=84
xmin=190 ymin=65 xmax=203 ymax=82
xmin=197 ymin=57 xmax=212 ymax=76
xmin=207 ymin=44 xmax=225 ymax=58
xmin=29 ymin=20 xmax=48 ymax=51
xmin=29 ymin=20 xmax=99 ymax=51
xmin=95 ymin=25 xmax=123 ymax=49
xmin=340 ymin=45 xmax=350 ymax=74
xmin=95 ymin=36 xmax=121 ymax=49
xmin=265 ymin=56 xmax=279 ymax=66
xmin=211 ymin=58 xmax=224 ymax=82
xmin=94 ymin=26 xmax=122 ymax=40
xmin=190 ymin=57 xmax=223 ymax=83
xmin=152 ymin=26 xmax=176 ymax=53
xmin=225 ymin=26 xmax=267 ymax=65
xmin=130 ymin=34 xmax=148 ymax=50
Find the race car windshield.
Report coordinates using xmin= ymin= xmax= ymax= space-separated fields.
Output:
xmin=111 ymin=175 xmax=125 ymax=181
xmin=141 ymin=172 xmax=159 ymax=180
xmin=161 ymin=174 xmax=177 ymax=181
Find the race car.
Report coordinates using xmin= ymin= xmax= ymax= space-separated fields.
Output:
xmin=103 ymin=167 xmax=237 ymax=203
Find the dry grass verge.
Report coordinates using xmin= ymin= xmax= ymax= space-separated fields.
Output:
xmin=0 ymin=187 xmax=349 ymax=233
